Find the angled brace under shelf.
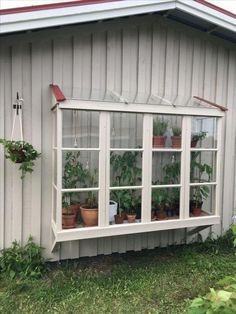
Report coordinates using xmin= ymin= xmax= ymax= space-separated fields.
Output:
xmin=187 ymin=224 xmax=213 ymax=236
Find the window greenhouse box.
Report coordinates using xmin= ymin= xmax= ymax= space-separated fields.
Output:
xmin=51 ymin=98 xmax=224 ymax=245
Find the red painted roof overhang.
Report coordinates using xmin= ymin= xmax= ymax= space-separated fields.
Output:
xmin=195 ymin=0 xmax=236 ymax=19
xmin=0 ymin=0 xmax=118 ymax=15
xmin=0 ymin=0 xmax=235 ymax=19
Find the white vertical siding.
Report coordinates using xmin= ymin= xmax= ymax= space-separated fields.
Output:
xmin=0 ymin=15 xmax=235 ymax=260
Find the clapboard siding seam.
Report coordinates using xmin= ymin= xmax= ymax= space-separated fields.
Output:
xmin=0 ymin=47 xmax=5 ymax=250
xmin=22 ymin=43 xmax=32 ymax=243
xmin=11 ymin=43 xmax=23 ymax=244
xmin=31 ymin=42 xmax=42 ymax=244
xmin=222 ymin=50 xmax=236 ymax=231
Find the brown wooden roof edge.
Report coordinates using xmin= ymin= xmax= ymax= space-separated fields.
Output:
xmin=193 ymin=96 xmax=228 ymax=112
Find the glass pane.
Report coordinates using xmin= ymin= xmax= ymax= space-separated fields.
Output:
xmin=151 ymin=187 xmax=180 ymax=220
xmin=62 ymin=151 xmax=99 ymax=189
xmin=153 ymin=115 xmax=182 ymax=148
xmin=62 ymin=191 xmax=99 ymax=228
xmin=110 ymin=151 xmax=142 ymax=187
xmin=62 ymin=110 xmax=99 ymax=148
xmin=110 ymin=189 xmax=142 ymax=224
xmin=110 ymin=112 xmax=143 ymax=148
xmin=190 ymin=151 xmax=216 ymax=183
xmin=152 ymin=152 xmax=181 ymax=185
xmin=190 ymin=185 xmax=216 ymax=217
xmin=191 ymin=117 xmax=217 ymax=148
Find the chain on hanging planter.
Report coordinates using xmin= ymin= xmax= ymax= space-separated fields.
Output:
xmin=0 ymin=93 xmax=41 ymax=179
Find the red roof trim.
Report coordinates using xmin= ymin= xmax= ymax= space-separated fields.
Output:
xmin=50 ymin=84 xmax=66 ymax=102
xmin=195 ymin=0 xmax=236 ymax=19
xmin=193 ymin=96 xmax=228 ymax=112
xmin=0 ymin=0 xmax=116 ymax=15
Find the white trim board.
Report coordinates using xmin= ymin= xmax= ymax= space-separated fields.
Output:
xmin=0 ymin=0 xmax=235 ymax=35
xmin=53 ymin=216 xmax=221 ymax=243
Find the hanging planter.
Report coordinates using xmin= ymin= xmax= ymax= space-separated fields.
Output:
xmin=0 ymin=93 xmax=41 ymax=179
xmin=0 ymin=139 xmax=41 ymax=179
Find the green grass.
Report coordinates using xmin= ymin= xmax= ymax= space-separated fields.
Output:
xmin=0 ymin=240 xmax=235 ymax=314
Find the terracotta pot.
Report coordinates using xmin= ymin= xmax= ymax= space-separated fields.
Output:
xmin=114 ymin=214 xmax=124 ymax=224
xmin=62 ymin=213 xmax=76 ymax=229
xmin=151 ymin=210 xmax=155 ymax=220
xmin=192 ymin=207 xmax=201 ymax=216
xmin=80 ymin=205 xmax=98 ymax=227
xmin=191 ymin=139 xmax=198 ymax=148
xmin=156 ymin=210 xmax=167 ymax=219
xmin=171 ymin=136 xmax=181 ymax=148
xmin=127 ymin=214 xmax=136 ymax=223
xmin=153 ymin=136 xmax=166 ymax=148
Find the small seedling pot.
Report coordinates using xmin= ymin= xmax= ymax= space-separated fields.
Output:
xmin=114 ymin=214 xmax=124 ymax=224
xmin=171 ymin=136 xmax=181 ymax=148
xmin=127 ymin=214 xmax=136 ymax=223
xmin=62 ymin=213 xmax=76 ymax=229
xmin=153 ymin=136 xmax=166 ymax=148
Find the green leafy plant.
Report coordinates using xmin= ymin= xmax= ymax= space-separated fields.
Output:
xmin=84 ymin=168 xmax=98 ymax=209
xmin=110 ymin=151 xmax=142 ymax=215
xmin=0 ymin=139 xmax=41 ymax=179
xmin=0 ymin=236 xmax=47 ymax=279
xmin=232 ymin=224 xmax=236 ymax=247
xmin=163 ymin=158 xmax=180 ymax=185
xmin=153 ymin=118 xmax=168 ymax=136
xmin=172 ymin=126 xmax=181 ymax=136
xmin=62 ymin=152 xmax=88 ymax=213
xmin=190 ymin=151 xmax=213 ymax=206
xmin=188 ymin=276 xmax=236 ymax=314
xmin=191 ymin=131 xmax=207 ymax=142
xmin=152 ymin=189 xmax=169 ymax=211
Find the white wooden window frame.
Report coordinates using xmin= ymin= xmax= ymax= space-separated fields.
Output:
xmin=51 ymin=100 xmax=224 ymax=243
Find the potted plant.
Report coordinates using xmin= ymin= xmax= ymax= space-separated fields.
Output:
xmin=80 ymin=168 xmax=99 ymax=227
xmin=190 ymin=151 xmax=212 ymax=216
xmin=153 ymin=118 xmax=168 ymax=148
xmin=171 ymin=188 xmax=180 ymax=217
xmin=111 ymin=189 xmax=125 ymax=224
xmin=191 ymin=131 xmax=207 ymax=147
xmin=62 ymin=195 xmax=76 ymax=229
xmin=110 ymin=151 xmax=142 ymax=223
xmin=171 ymin=126 xmax=181 ymax=148
xmin=152 ymin=189 xmax=167 ymax=220
xmin=0 ymin=139 xmax=41 ymax=179
xmin=126 ymin=191 xmax=140 ymax=223
xmin=62 ymin=152 xmax=87 ymax=228
xmin=191 ymin=186 xmax=210 ymax=216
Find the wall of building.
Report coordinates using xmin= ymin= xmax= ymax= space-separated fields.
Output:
xmin=0 ymin=14 xmax=236 ymax=259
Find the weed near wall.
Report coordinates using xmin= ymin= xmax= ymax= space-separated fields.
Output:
xmin=0 ymin=236 xmax=47 ymax=279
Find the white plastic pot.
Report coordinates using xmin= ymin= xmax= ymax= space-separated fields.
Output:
xmin=109 ymin=201 xmax=117 ymax=223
